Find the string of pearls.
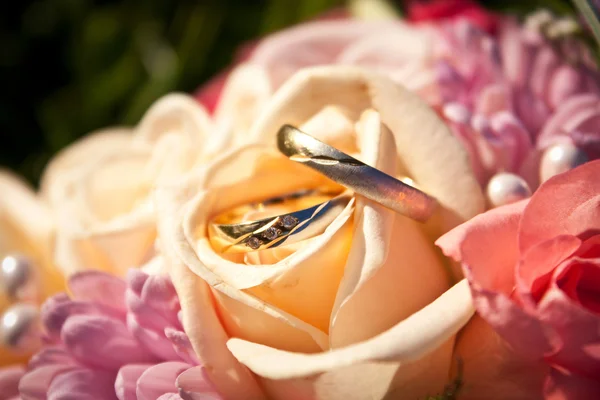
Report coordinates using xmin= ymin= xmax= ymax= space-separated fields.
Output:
xmin=0 ymin=254 xmax=42 ymax=353
xmin=485 ymin=142 xmax=589 ymax=208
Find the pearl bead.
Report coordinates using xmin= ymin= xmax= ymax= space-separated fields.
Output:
xmin=486 ymin=173 xmax=532 ymax=208
xmin=540 ymin=142 xmax=588 ymax=184
xmin=0 ymin=303 xmax=41 ymax=353
xmin=1 ymin=254 xmax=38 ymax=301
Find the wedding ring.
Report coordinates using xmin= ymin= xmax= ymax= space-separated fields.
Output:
xmin=277 ymin=125 xmax=438 ymax=222
xmin=209 ymin=191 xmax=350 ymax=253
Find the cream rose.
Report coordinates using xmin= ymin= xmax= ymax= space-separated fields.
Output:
xmin=41 ymin=65 xmax=271 ymax=277
xmin=156 ymin=66 xmax=484 ymax=399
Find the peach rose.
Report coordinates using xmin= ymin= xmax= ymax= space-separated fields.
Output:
xmin=0 ymin=170 xmax=63 ymax=364
xmin=437 ymin=160 xmax=600 ymax=399
xmin=156 ymin=66 xmax=485 ymax=399
xmin=41 ymin=65 xmax=271 ymax=277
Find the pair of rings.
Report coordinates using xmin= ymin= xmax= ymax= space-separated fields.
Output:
xmin=209 ymin=125 xmax=437 ymax=254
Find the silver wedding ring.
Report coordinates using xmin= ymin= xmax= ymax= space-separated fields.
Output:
xmin=277 ymin=125 xmax=438 ymax=222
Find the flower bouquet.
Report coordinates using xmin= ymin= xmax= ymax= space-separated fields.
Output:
xmin=1 ymin=0 xmax=600 ymax=399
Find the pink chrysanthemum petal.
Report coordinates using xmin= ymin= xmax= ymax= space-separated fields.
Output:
xmin=0 ymin=366 xmax=25 ymax=399
xmin=176 ymin=366 xmax=224 ymax=400
xmin=135 ymin=362 xmax=191 ymax=400
xmin=115 ymin=364 xmax=153 ymax=400
xmin=47 ymin=368 xmax=117 ymax=400
xmin=165 ymin=328 xmax=200 ymax=365
xmin=126 ymin=291 xmax=178 ymax=333
xmin=28 ymin=346 xmax=78 ymax=369
xmin=43 ymin=297 xmax=125 ymax=341
xmin=127 ymin=314 xmax=180 ymax=360
xmin=68 ymin=271 xmax=127 ymax=311
xmin=61 ymin=314 xmax=157 ymax=369
xmin=127 ymin=269 xmax=150 ymax=297
xmin=19 ymin=364 xmax=77 ymax=399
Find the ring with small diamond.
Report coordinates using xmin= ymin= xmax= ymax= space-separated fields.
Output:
xmin=208 ymin=192 xmax=351 ymax=254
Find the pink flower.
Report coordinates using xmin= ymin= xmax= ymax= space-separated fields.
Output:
xmin=404 ymin=0 xmax=499 ymax=34
xmin=195 ymin=12 xmax=600 ymax=188
xmin=436 ymin=160 xmax=600 ymax=399
xmin=15 ymin=269 xmax=222 ymax=400
xmin=537 ymin=93 xmax=600 ymax=160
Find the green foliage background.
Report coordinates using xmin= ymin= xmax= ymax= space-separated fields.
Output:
xmin=0 ymin=0 xmax=577 ymax=184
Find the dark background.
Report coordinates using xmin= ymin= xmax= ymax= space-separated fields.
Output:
xmin=0 ymin=0 xmax=577 ymax=185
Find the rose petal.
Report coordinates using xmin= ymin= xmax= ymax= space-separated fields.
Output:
xmin=156 ymin=253 xmax=263 ymax=399
xmin=538 ymin=287 xmax=600 ymax=377
xmin=516 ymin=235 xmax=582 ymax=303
xmin=452 ymin=315 xmax=548 ymax=400
xmin=330 ymin=105 xmax=448 ymax=350
xmin=62 ymin=314 xmax=157 ymax=369
xmin=437 ymin=200 xmax=527 ymax=295
xmin=135 ymin=362 xmax=191 ymax=400
xmin=212 ymin=64 xmax=272 ymax=148
xmin=544 ymin=367 xmax=600 ymax=399
xmin=226 ymin=280 xmax=473 ymax=400
xmin=519 ymin=160 xmax=600 ymax=253
xmin=553 ymin=257 xmax=600 ymax=313
xmin=115 ymin=364 xmax=152 ymax=400
xmin=47 ymin=368 xmax=117 ymax=400
xmin=39 ymin=129 xmax=131 ymax=205
xmin=134 ymin=94 xmax=212 ymax=149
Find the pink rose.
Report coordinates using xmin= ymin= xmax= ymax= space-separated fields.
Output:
xmin=437 ymin=160 xmax=600 ymax=398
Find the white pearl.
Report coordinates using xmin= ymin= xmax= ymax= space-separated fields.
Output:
xmin=540 ymin=142 xmax=588 ymax=184
xmin=486 ymin=173 xmax=532 ymax=208
xmin=1 ymin=254 xmax=38 ymax=301
xmin=0 ymin=303 xmax=41 ymax=353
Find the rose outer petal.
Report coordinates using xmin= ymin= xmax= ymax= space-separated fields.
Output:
xmin=516 ymin=235 xmax=581 ymax=304
xmin=437 ymin=200 xmax=527 ymax=295
xmin=537 ymin=287 xmax=600 ymax=378
xmin=544 ymin=367 xmax=600 ymax=400
xmin=519 ymin=160 xmax=600 ymax=253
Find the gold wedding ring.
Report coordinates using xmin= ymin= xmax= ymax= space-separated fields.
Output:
xmin=209 ymin=191 xmax=350 ymax=253
xmin=277 ymin=125 xmax=438 ymax=222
